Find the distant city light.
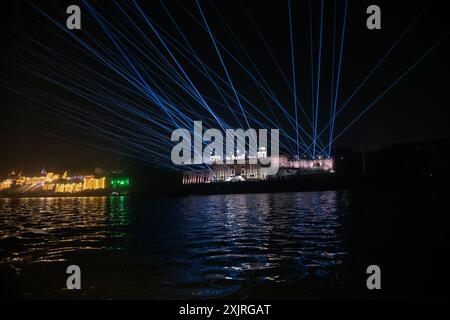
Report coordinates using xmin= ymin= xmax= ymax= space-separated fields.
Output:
xmin=0 ymin=170 xmax=129 ymax=194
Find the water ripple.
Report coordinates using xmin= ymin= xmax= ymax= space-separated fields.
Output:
xmin=0 ymin=191 xmax=350 ymax=298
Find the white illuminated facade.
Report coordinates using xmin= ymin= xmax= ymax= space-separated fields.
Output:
xmin=183 ymin=154 xmax=334 ymax=185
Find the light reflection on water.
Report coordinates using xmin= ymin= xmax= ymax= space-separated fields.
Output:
xmin=0 ymin=191 xmax=350 ymax=298
xmin=0 ymin=196 xmax=130 ymax=265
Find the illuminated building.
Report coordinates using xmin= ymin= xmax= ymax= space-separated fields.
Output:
xmin=64 ymin=184 xmax=73 ymax=193
xmin=45 ymin=172 xmax=60 ymax=182
xmin=42 ymin=183 xmax=55 ymax=191
xmin=0 ymin=169 xmax=110 ymax=194
xmin=55 ymin=184 xmax=63 ymax=193
xmin=83 ymin=176 xmax=93 ymax=190
xmin=54 ymin=183 xmax=84 ymax=193
xmin=15 ymin=176 xmax=25 ymax=185
xmin=46 ymin=172 xmax=53 ymax=182
xmin=74 ymin=183 xmax=83 ymax=192
xmin=0 ymin=180 xmax=13 ymax=191
xmin=83 ymin=176 xmax=106 ymax=190
xmin=26 ymin=176 xmax=47 ymax=184
xmin=183 ymin=155 xmax=335 ymax=185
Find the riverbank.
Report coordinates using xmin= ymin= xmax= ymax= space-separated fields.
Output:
xmin=183 ymin=172 xmax=449 ymax=195
xmin=0 ymin=189 xmax=127 ymax=199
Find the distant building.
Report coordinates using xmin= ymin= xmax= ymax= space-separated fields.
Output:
xmin=0 ymin=169 xmax=110 ymax=194
xmin=0 ymin=179 xmax=12 ymax=191
xmin=82 ymin=176 xmax=106 ymax=190
xmin=183 ymin=155 xmax=334 ymax=185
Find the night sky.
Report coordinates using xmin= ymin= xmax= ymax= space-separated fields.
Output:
xmin=0 ymin=0 xmax=449 ymax=175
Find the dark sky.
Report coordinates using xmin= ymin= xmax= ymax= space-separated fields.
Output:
xmin=0 ymin=0 xmax=449 ymax=175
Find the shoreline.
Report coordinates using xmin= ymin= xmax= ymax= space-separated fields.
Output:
xmin=183 ymin=172 xmax=450 ymax=195
xmin=0 ymin=190 xmax=123 ymax=199
xmin=2 ymin=172 xmax=449 ymax=199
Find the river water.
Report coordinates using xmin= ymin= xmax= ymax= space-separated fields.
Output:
xmin=1 ymin=188 xmax=449 ymax=299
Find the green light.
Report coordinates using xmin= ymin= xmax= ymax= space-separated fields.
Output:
xmin=110 ymin=178 xmax=129 ymax=189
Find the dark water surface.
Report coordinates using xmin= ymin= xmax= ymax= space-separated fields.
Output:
xmin=1 ymin=188 xmax=449 ymax=299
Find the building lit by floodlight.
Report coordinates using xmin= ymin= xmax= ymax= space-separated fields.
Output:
xmin=183 ymin=152 xmax=334 ymax=185
xmin=0 ymin=168 xmax=127 ymax=195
